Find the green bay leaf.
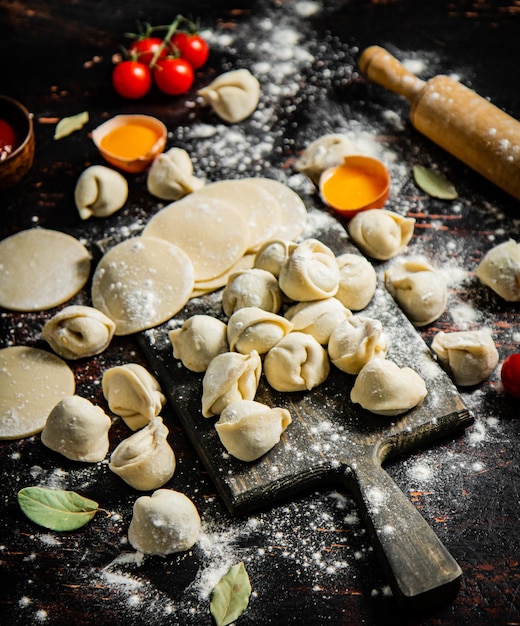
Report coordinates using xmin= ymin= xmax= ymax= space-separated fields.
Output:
xmin=413 ymin=164 xmax=458 ymax=200
xmin=54 ymin=111 xmax=89 ymax=140
xmin=18 ymin=486 xmax=99 ymax=531
xmin=210 ymin=561 xmax=252 ymax=626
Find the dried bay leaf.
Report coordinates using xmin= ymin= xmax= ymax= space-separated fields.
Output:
xmin=18 ymin=486 xmax=100 ymax=531
xmin=54 ymin=111 xmax=89 ymax=140
xmin=210 ymin=561 xmax=252 ymax=626
xmin=413 ymin=165 xmax=458 ymax=200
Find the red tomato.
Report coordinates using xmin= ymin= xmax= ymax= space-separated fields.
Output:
xmin=153 ymin=57 xmax=194 ymax=95
xmin=501 ymin=353 xmax=520 ymax=398
xmin=171 ymin=32 xmax=209 ymax=69
xmin=128 ymin=37 xmax=168 ymax=66
xmin=112 ymin=60 xmax=152 ymax=99
xmin=0 ymin=119 xmax=18 ymax=160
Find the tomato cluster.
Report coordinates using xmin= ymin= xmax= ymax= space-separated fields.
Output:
xmin=112 ymin=16 xmax=209 ymax=100
xmin=501 ymin=353 xmax=520 ymax=398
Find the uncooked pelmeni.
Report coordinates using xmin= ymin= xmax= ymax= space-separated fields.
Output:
xmin=476 ymin=239 xmax=520 ymax=302
xmin=384 ymin=258 xmax=447 ymax=327
xmin=350 ymin=359 xmax=427 ymax=416
xmin=279 ymin=239 xmax=340 ymax=302
xmin=202 ymin=350 xmax=262 ymax=418
xmin=328 ymin=316 xmax=389 ymax=375
xmin=147 ymin=147 xmax=204 ymax=201
xmin=294 ymin=134 xmax=356 ymax=184
xmin=128 ymin=489 xmax=201 ymax=555
xmin=222 ymin=268 xmax=283 ymax=316
xmin=335 ymin=253 xmax=377 ymax=311
xmin=102 ymin=363 xmax=166 ymax=431
xmin=41 ymin=395 xmax=111 ymax=462
xmin=42 ymin=305 xmax=116 ymax=360
xmin=347 ymin=209 xmax=415 ymax=261
xmin=227 ymin=307 xmax=293 ymax=355
xmin=198 ymin=68 xmax=260 ymax=123
xmin=215 ymin=400 xmax=292 ymax=462
xmin=284 ymin=298 xmax=352 ymax=345
xmin=74 ymin=165 xmax=128 ymax=220
xmin=169 ymin=315 xmax=228 ymax=373
xmin=264 ymin=332 xmax=330 ymax=392
xmin=254 ymin=239 xmax=297 ymax=278
xmin=109 ymin=417 xmax=176 ymax=491
xmin=431 ymin=330 xmax=499 ymax=386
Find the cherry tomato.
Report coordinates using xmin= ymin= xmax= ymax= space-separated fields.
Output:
xmin=128 ymin=37 xmax=168 ymax=66
xmin=153 ymin=57 xmax=194 ymax=95
xmin=112 ymin=60 xmax=152 ymax=99
xmin=501 ymin=353 xmax=520 ymax=398
xmin=171 ymin=32 xmax=209 ymax=69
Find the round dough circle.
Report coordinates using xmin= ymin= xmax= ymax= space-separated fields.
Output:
xmin=0 ymin=228 xmax=91 ymax=311
xmin=0 ymin=346 xmax=76 ymax=440
xmin=92 ymin=236 xmax=194 ymax=335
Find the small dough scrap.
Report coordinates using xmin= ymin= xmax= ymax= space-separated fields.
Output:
xmin=294 ymin=134 xmax=356 ymax=184
xmin=0 ymin=228 xmax=91 ymax=312
xmin=109 ymin=417 xmax=176 ymax=491
xmin=227 ymin=307 xmax=293 ymax=355
xmin=74 ymin=165 xmax=128 ymax=220
xmin=279 ymin=238 xmax=339 ymax=301
xmin=128 ymin=489 xmax=200 ymax=555
xmin=201 ymin=350 xmax=262 ymax=418
xmin=222 ymin=268 xmax=283 ymax=316
xmin=215 ymin=400 xmax=292 ymax=462
xmin=169 ymin=315 xmax=229 ymax=373
xmin=431 ymin=330 xmax=499 ymax=386
xmin=385 ymin=258 xmax=447 ymax=327
xmin=0 ymin=346 xmax=76 ymax=440
xmin=328 ymin=316 xmax=388 ymax=375
xmin=348 ymin=209 xmax=415 ymax=261
xmin=254 ymin=239 xmax=297 ymax=278
xmin=264 ymin=332 xmax=330 ymax=392
xmin=41 ymin=395 xmax=111 ymax=462
xmin=198 ymin=68 xmax=260 ymax=123
xmin=102 ymin=363 xmax=166 ymax=431
xmin=42 ymin=305 xmax=116 ymax=360
xmin=351 ymin=359 xmax=427 ymax=416
xmin=147 ymin=147 xmax=204 ymax=201
xmin=335 ymin=253 xmax=377 ymax=311
xmin=284 ymin=298 xmax=352 ymax=345
xmin=91 ymin=236 xmax=194 ymax=335
xmin=476 ymin=239 xmax=520 ymax=302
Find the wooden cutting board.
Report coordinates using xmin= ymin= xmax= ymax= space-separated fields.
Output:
xmin=138 ymin=207 xmax=472 ymax=610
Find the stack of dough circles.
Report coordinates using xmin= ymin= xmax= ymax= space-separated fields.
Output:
xmin=91 ymin=236 xmax=194 ymax=335
xmin=0 ymin=228 xmax=91 ymax=311
xmin=0 ymin=346 xmax=76 ymax=440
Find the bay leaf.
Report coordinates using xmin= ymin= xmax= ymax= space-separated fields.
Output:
xmin=54 ymin=111 xmax=89 ymax=140
xmin=18 ymin=486 xmax=100 ymax=531
xmin=413 ymin=165 xmax=458 ymax=200
xmin=210 ymin=561 xmax=252 ymax=626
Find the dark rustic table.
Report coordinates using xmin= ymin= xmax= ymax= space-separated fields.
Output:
xmin=1 ymin=1 xmax=519 ymax=625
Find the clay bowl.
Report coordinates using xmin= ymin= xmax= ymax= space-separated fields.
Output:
xmin=0 ymin=96 xmax=35 ymax=191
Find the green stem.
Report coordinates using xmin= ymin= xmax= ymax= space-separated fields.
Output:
xmin=149 ymin=14 xmax=184 ymax=67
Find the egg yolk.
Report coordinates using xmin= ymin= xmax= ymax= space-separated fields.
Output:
xmin=100 ymin=123 xmax=161 ymax=160
xmin=321 ymin=164 xmax=387 ymax=212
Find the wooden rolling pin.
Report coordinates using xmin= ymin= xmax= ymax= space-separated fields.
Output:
xmin=358 ymin=45 xmax=520 ymax=201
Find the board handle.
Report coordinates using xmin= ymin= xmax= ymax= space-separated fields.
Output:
xmin=345 ymin=455 xmax=462 ymax=609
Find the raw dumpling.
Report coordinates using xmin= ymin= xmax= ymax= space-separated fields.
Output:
xmin=384 ymin=258 xmax=447 ymax=327
xmin=227 ymin=307 xmax=293 ymax=354
xmin=215 ymin=400 xmax=292 ymax=462
xmin=351 ymin=359 xmax=427 ymax=416
xmin=201 ymin=350 xmax=262 ymax=417
xmin=109 ymin=417 xmax=175 ymax=490
xmin=169 ymin=315 xmax=228 ymax=373
xmin=41 ymin=395 xmax=111 ymax=462
xmin=222 ymin=268 xmax=283 ymax=316
xmin=147 ymin=147 xmax=204 ymax=201
xmin=254 ymin=239 xmax=297 ymax=278
xmin=328 ymin=316 xmax=388 ymax=375
xmin=294 ymin=134 xmax=356 ymax=185
xmin=279 ymin=239 xmax=339 ymax=301
xmin=347 ymin=209 xmax=415 ymax=260
xmin=264 ymin=332 xmax=330 ymax=392
xmin=102 ymin=363 xmax=166 ymax=431
xmin=42 ymin=305 xmax=116 ymax=360
xmin=431 ymin=330 xmax=499 ymax=386
xmin=198 ymin=69 xmax=260 ymax=123
xmin=476 ymin=239 xmax=520 ymax=302
xmin=284 ymin=298 xmax=352 ymax=345
xmin=335 ymin=253 xmax=377 ymax=311
xmin=74 ymin=165 xmax=128 ymax=220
